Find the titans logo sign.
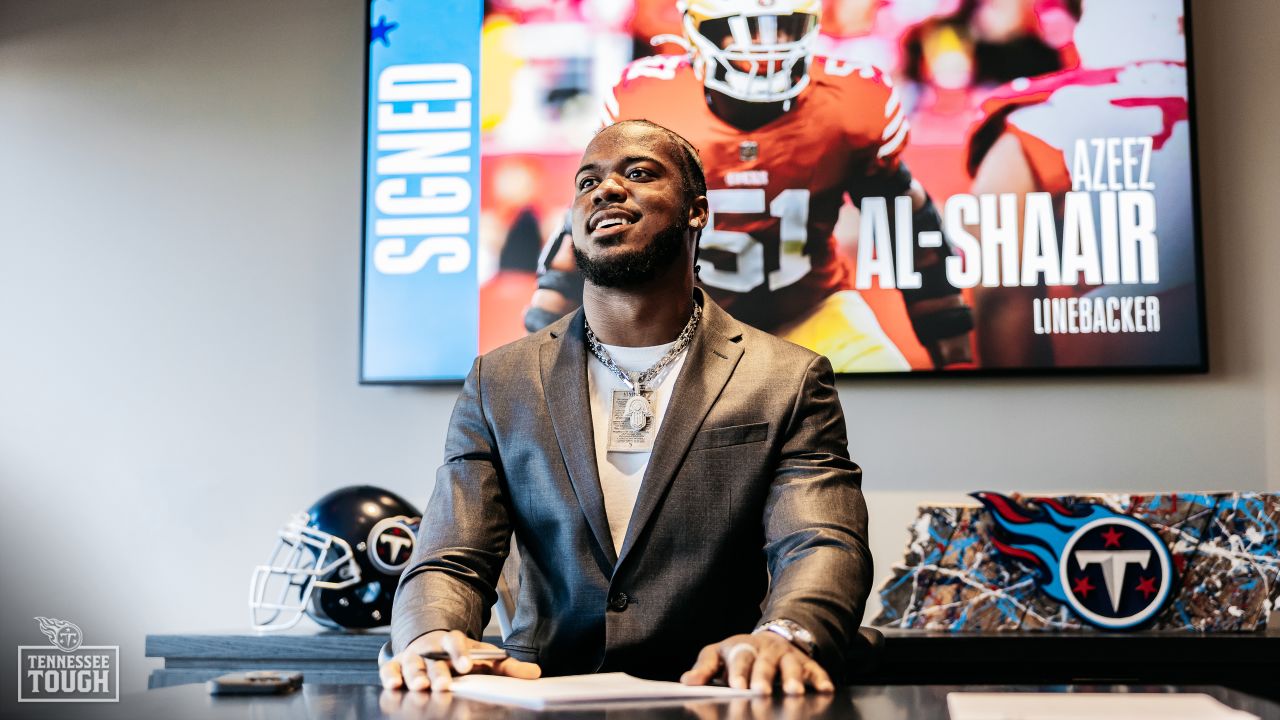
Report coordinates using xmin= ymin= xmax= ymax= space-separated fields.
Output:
xmin=974 ymin=493 xmax=1175 ymax=629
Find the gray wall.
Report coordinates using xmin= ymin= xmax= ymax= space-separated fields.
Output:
xmin=1 ymin=0 xmax=1277 ymax=701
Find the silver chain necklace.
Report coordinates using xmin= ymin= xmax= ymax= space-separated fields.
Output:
xmin=584 ymin=301 xmax=702 ymax=432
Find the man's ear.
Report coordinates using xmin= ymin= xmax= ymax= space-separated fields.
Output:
xmin=687 ymin=195 xmax=710 ymax=230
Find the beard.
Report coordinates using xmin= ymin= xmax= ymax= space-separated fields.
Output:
xmin=574 ymin=219 xmax=687 ymax=289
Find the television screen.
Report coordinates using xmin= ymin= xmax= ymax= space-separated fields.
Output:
xmin=361 ymin=0 xmax=1205 ymax=382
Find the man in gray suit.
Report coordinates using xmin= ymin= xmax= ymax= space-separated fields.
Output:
xmin=380 ymin=120 xmax=871 ymax=696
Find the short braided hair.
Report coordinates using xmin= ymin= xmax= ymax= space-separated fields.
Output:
xmin=599 ymin=119 xmax=707 ymax=203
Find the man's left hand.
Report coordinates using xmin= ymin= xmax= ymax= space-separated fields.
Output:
xmin=680 ymin=632 xmax=834 ymax=695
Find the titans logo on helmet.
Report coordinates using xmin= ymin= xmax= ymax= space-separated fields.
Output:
xmin=974 ymin=492 xmax=1175 ymax=629
xmin=368 ymin=516 xmax=417 ymax=575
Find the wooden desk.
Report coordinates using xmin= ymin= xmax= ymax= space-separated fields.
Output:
xmin=18 ymin=684 xmax=1279 ymax=720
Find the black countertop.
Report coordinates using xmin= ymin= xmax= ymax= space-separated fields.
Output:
xmin=15 ymin=683 xmax=1279 ymax=720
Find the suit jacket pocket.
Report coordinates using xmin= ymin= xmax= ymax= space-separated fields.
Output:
xmin=502 ymin=643 xmax=539 ymax=663
xmin=689 ymin=421 xmax=769 ymax=451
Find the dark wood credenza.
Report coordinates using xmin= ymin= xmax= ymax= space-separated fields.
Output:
xmin=146 ymin=631 xmax=390 ymax=688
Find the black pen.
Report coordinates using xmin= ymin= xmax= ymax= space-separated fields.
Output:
xmin=421 ymin=649 xmax=509 ymax=662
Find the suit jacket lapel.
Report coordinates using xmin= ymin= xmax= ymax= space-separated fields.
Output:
xmin=540 ymin=310 xmax=619 ymax=573
xmin=616 ymin=293 xmax=744 ymax=567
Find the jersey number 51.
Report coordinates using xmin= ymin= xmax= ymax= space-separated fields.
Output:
xmin=699 ymin=188 xmax=812 ymax=294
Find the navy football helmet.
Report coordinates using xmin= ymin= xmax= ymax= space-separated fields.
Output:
xmin=250 ymin=486 xmax=421 ymax=631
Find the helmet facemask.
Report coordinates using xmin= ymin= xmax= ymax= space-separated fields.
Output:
xmin=684 ymin=10 xmax=819 ymax=105
xmin=248 ymin=512 xmax=360 ymax=631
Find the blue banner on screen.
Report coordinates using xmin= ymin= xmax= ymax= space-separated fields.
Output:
xmin=362 ymin=0 xmax=1205 ymax=382
xmin=362 ymin=0 xmax=480 ymax=382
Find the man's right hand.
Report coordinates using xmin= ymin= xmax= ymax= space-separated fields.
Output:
xmin=379 ymin=630 xmax=541 ymax=692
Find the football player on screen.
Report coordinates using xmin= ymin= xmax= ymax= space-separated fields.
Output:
xmin=966 ymin=0 xmax=1199 ymax=368
xmin=524 ymin=0 xmax=973 ymax=371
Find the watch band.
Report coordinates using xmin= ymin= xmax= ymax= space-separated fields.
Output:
xmin=752 ymin=618 xmax=816 ymax=657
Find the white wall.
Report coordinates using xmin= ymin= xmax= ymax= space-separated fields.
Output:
xmin=1 ymin=0 xmax=1277 ymax=702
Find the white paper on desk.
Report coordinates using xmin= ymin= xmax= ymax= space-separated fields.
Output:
xmin=947 ymin=692 xmax=1259 ymax=720
xmin=448 ymin=673 xmax=760 ymax=709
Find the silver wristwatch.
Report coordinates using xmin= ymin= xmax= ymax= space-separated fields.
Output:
xmin=752 ymin=618 xmax=816 ymax=657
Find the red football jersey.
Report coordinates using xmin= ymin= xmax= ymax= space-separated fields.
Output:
xmin=605 ymin=54 xmax=908 ymax=331
xmin=966 ymin=67 xmax=1123 ymax=192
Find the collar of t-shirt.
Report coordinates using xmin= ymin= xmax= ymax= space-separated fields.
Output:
xmin=585 ymin=340 xmax=689 ymax=556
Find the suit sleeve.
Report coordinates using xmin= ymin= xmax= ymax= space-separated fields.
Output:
xmin=759 ymin=354 xmax=872 ymax=674
xmin=390 ymin=356 xmax=513 ymax=653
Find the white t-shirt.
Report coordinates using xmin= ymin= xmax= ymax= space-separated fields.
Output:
xmin=586 ymin=341 xmax=688 ymax=556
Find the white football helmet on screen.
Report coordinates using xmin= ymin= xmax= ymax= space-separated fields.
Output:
xmin=680 ymin=0 xmax=823 ymax=104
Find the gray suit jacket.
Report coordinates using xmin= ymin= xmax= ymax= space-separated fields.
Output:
xmin=391 ymin=290 xmax=871 ymax=680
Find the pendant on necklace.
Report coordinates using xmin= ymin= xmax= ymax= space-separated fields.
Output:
xmin=608 ymin=380 xmax=656 ymax=453
xmin=624 ymin=373 xmax=651 ymax=431
xmin=623 ymin=395 xmax=652 ymax=431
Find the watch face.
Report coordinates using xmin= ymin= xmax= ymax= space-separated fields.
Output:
xmin=782 ymin=622 xmax=815 ymax=653
xmin=757 ymin=620 xmax=815 ymax=654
